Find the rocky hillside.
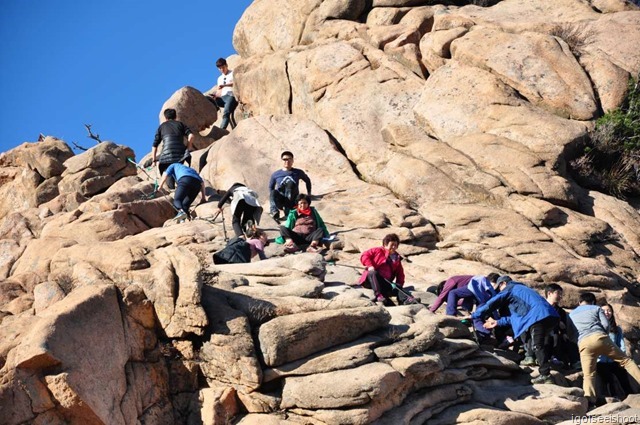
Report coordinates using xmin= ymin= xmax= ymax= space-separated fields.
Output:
xmin=1 ymin=0 xmax=640 ymax=424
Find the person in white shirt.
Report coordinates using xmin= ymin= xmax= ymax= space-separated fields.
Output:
xmin=207 ymin=57 xmax=237 ymax=130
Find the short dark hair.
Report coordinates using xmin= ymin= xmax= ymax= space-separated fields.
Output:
xmin=487 ymin=273 xmax=500 ymax=283
xmin=164 ymin=108 xmax=177 ymax=120
xmin=216 ymin=58 xmax=227 ymax=67
xmin=545 ymin=283 xmax=563 ymax=297
xmin=281 ymin=151 xmax=294 ymax=160
xmin=382 ymin=233 xmax=400 ymax=246
xmin=580 ymin=292 xmax=597 ymax=305
xmin=296 ymin=193 xmax=311 ymax=205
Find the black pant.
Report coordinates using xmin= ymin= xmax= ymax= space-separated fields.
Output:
xmin=174 ymin=176 xmax=201 ymax=212
xmin=232 ymin=200 xmax=259 ymax=237
xmin=279 ymin=226 xmax=323 ymax=247
xmin=270 ymin=180 xmax=298 ymax=216
xmin=361 ymin=270 xmax=413 ymax=303
xmin=597 ymin=362 xmax=632 ymax=399
xmin=529 ymin=316 xmax=559 ymax=376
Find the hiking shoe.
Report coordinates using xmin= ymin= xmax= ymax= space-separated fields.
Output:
xmin=270 ymin=212 xmax=281 ymax=223
xmin=174 ymin=210 xmax=187 ymax=221
xmin=531 ymin=374 xmax=553 ymax=385
xmin=243 ymin=220 xmax=255 ymax=237
xmin=520 ymin=356 xmax=537 ymax=366
xmin=376 ymin=294 xmax=396 ymax=307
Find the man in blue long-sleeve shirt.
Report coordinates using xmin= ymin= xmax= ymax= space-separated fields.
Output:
xmin=569 ymin=292 xmax=640 ymax=405
xmin=472 ymin=279 xmax=559 ymax=384
xmin=268 ymin=151 xmax=312 ymax=222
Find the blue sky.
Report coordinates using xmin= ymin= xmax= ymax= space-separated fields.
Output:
xmin=0 ymin=0 xmax=253 ymax=159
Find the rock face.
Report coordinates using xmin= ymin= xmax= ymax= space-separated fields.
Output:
xmin=1 ymin=0 xmax=640 ymax=424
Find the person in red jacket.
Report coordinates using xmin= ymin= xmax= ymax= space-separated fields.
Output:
xmin=359 ymin=233 xmax=408 ymax=306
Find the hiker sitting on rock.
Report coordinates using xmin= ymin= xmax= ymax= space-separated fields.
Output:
xmin=206 ymin=57 xmax=238 ymax=130
xmin=569 ymin=292 xmax=640 ymax=407
xmin=358 ymin=233 xmax=417 ymax=307
xmin=276 ymin=194 xmax=327 ymax=254
xmin=157 ymin=163 xmax=206 ymax=221
xmin=152 ymin=108 xmax=194 ymax=188
xmin=472 ymin=278 xmax=559 ymax=385
xmin=268 ymin=151 xmax=312 ymax=223
xmin=217 ymin=182 xmax=263 ymax=238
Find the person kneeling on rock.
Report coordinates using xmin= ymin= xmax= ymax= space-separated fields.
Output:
xmin=156 ymin=163 xmax=206 ymax=221
xmin=358 ymin=233 xmax=417 ymax=307
xmin=276 ymin=194 xmax=328 ymax=253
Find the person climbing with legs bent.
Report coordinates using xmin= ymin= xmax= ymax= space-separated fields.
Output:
xmin=268 ymin=151 xmax=312 ymax=223
xmin=217 ymin=182 xmax=263 ymax=238
xmin=472 ymin=278 xmax=559 ymax=384
xmin=152 ymin=108 xmax=194 ymax=189
xmin=157 ymin=163 xmax=206 ymax=221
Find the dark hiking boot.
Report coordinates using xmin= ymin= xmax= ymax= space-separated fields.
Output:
xmin=531 ymin=374 xmax=553 ymax=384
xmin=270 ymin=212 xmax=281 ymax=223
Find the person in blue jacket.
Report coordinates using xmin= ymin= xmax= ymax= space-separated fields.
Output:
xmin=471 ymin=279 xmax=559 ymax=384
xmin=157 ymin=163 xmax=206 ymax=221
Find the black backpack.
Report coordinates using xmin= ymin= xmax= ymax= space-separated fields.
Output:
xmin=213 ymin=237 xmax=252 ymax=264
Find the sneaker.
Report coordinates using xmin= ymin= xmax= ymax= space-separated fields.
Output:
xmin=520 ymin=356 xmax=537 ymax=366
xmin=376 ymin=294 xmax=396 ymax=307
xmin=244 ymin=220 xmax=255 ymax=236
xmin=174 ymin=210 xmax=187 ymax=221
xmin=270 ymin=212 xmax=281 ymax=223
xmin=531 ymin=374 xmax=553 ymax=385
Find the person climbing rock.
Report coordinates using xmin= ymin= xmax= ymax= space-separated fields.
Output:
xmin=217 ymin=182 xmax=263 ymax=238
xmin=152 ymin=108 xmax=194 ymax=188
xmin=156 ymin=163 xmax=205 ymax=221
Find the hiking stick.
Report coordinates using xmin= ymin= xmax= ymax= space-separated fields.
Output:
xmin=221 ymin=209 xmax=229 ymax=241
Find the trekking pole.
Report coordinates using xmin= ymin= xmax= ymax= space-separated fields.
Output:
xmin=127 ymin=157 xmax=155 ymax=180
xmin=220 ymin=209 xmax=229 ymax=241
xmin=460 ymin=318 xmax=480 ymax=345
xmin=128 ymin=158 xmax=159 ymax=199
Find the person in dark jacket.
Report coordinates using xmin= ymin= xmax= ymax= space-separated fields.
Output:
xmin=358 ymin=233 xmax=409 ymax=307
xmin=217 ymin=182 xmax=263 ymax=238
xmin=157 ymin=163 xmax=205 ymax=221
xmin=277 ymin=194 xmax=327 ymax=253
xmin=472 ymin=279 xmax=559 ymax=384
xmin=268 ymin=151 xmax=312 ymax=222
xmin=152 ymin=108 xmax=194 ymax=187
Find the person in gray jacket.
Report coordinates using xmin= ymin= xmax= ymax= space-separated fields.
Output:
xmin=569 ymin=292 xmax=640 ymax=405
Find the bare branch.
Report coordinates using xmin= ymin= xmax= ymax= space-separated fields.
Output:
xmin=84 ymin=124 xmax=102 ymax=143
xmin=72 ymin=141 xmax=89 ymax=151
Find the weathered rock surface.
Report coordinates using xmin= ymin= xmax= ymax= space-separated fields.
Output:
xmin=1 ymin=0 xmax=640 ymax=424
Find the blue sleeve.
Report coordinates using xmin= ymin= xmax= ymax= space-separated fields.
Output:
xmin=471 ymin=290 xmax=508 ymax=320
xmin=598 ymin=308 xmax=609 ymax=332
xmin=268 ymin=172 xmax=277 ymax=191
xmin=617 ymin=327 xmax=626 ymax=352
xmin=497 ymin=316 xmax=511 ymax=327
